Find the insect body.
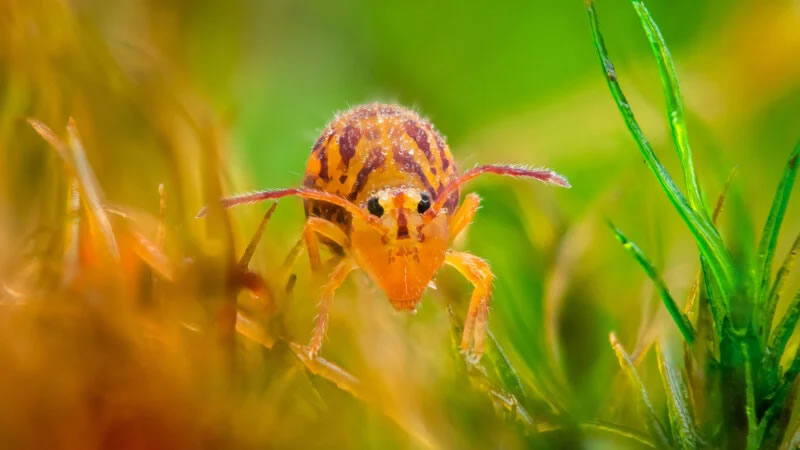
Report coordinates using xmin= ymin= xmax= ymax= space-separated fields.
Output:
xmin=201 ymin=103 xmax=570 ymax=359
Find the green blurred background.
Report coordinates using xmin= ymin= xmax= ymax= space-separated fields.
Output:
xmin=1 ymin=0 xmax=799 ymax=448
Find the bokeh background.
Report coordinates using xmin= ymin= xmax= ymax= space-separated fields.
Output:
xmin=1 ymin=0 xmax=799 ymax=448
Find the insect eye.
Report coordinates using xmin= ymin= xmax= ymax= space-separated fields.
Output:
xmin=417 ymin=192 xmax=431 ymax=214
xmin=367 ymin=197 xmax=384 ymax=217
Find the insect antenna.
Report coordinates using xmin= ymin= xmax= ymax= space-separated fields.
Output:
xmin=196 ymin=188 xmax=302 ymax=217
xmin=197 ymin=187 xmax=387 ymax=233
xmin=428 ymin=164 xmax=571 ymax=216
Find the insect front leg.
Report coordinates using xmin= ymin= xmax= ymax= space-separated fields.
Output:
xmin=445 ymin=250 xmax=494 ymax=360
xmin=449 ymin=193 xmax=481 ymax=241
xmin=280 ymin=217 xmax=348 ymax=287
xmin=307 ymin=258 xmax=358 ymax=359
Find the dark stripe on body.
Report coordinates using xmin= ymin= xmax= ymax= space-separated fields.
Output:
xmin=315 ymin=131 xmax=335 ymax=182
xmin=444 ymin=188 xmax=459 ymax=213
xmin=312 ymin=132 xmax=327 ymax=152
xmin=433 ymin=132 xmax=450 ymax=171
xmin=392 ymin=145 xmax=435 ymax=197
xmin=318 ymin=147 xmax=329 ymax=181
xmin=348 ymin=147 xmax=386 ymax=200
xmin=338 ymin=125 xmax=361 ymax=168
xmin=404 ymin=120 xmax=433 ymax=163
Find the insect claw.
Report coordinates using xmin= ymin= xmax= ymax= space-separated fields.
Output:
xmin=305 ymin=343 xmax=320 ymax=360
xmin=461 ymin=347 xmax=481 ymax=367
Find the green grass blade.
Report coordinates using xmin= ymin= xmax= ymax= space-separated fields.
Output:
xmin=742 ymin=342 xmax=760 ymax=450
xmin=609 ymin=333 xmax=672 ymax=447
xmin=763 ymin=231 xmax=800 ymax=340
xmin=685 ymin=174 xmax=735 ymax=358
xmin=710 ymin=168 xmax=737 ymax=223
xmin=585 ymin=0 xmax=735 ymax=306
xmin=631 ymin=0 xmax=706 ymax=216
xmin=610 ymin=223 xmax=696 ymax=343
xmin=655 ymin=342 xmax=699 ymax=449
xmin=765 ymin=290 xmax=800 ymax=372
xmin=700 ymin=259 xmax=723 ymax=340
xmin=683 ymin=263 xmax=716 ymax=439
xmin=758 ymin=344 xmax=800 ymax=446
xmin=779 ymin=343 xmax=800 ymax=390
xmin=685 ymin=169 xmax=736 ymax=327
xmin=485 ymin=329 xmax=529 ymax=406
xmin=580 ymin=420 xmax=656 ymax=448
xmin=757 ymin=142 xmax=800 ymax=316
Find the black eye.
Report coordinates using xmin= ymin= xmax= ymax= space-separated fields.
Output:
xmin=417 ymin=192 xmax=431 ymax=213
xmin=367 ymin=197 xmax=384 ymax=217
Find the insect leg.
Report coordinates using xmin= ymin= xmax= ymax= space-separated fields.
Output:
xmin=280 ymin=217 xmax=348 ymax=285
xmin=308 ymin=258 xmax=358 ymax=358
xmin=449 ymin=193 xmax=481 ymax=241
xmin=303 ymin=220 xmax=323 ymax=271
xmin=444 ymin=251 xmax=494 ymax=359
xmin=428 ymin=165 xmax=570 ymax=216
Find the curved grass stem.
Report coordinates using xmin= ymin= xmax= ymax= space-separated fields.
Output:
xmin=585 ymin=0 xmax=735 ymax=313
xmin=609 ymin=223 xmax=696 ymax=344
xmin=631 ymin=0 xmax=707 ymax=217
xmin=757 ymin=142 xmax=800 ymax=329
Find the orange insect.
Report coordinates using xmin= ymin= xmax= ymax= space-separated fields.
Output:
xmin=200 ymin=103 xmax=569 ymax=360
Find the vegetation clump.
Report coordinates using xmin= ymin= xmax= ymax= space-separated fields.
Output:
xmin=587 ymin=0 xmax=800 ymax=448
